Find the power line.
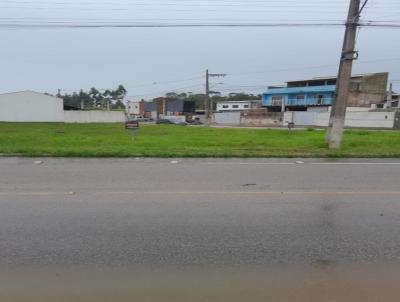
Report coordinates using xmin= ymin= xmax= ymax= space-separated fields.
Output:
xmin=1 ymin=21 xmax=400 ymax=29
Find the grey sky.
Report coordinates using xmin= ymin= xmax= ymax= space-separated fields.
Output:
xmin=0 ymin=0 xmax=399 ymax=100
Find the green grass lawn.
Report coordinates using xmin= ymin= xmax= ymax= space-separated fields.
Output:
xmin=0 ymin=122 xmax=399 ymax=157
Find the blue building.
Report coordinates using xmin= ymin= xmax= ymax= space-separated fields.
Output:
xmin=262 ymin=73 xmax=389 ymax=111
xmin=262 ymin=77 xmax=337 ymax=111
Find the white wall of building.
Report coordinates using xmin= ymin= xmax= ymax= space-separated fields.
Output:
xmin=0 ymin=91 xmax=64 ymax=122
xmin=217 ymin=101 xmax=253 ymax=112
xmin=126 ymin=101 xmax=141 ymax=115
xmin=64 ymin=111 xmax=126 ymax=123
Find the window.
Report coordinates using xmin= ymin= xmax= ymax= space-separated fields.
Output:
xmin=296 ymin=95 xmax=305 ymax=100
xmin=222 ymin=105 xmax=229 ymax=109
xmin=232 ymin=105 xmax=239 ymax=109
xmin=244 ymin=105 xmax=249 ymax=108
xmin=271 ymin=96 xmax=283 ymax=106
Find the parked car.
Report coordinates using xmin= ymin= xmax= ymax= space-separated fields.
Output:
xmin=188 ymin=117 xmax=203 ymax=125
xmin=156 ymin=119 xmax=187 ymax=126
xmin=131 ymin=115 xmax=152 ymax=122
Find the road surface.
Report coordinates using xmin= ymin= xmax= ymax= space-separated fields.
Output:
xmin=1 ymin=157 xmax=400 ymax=301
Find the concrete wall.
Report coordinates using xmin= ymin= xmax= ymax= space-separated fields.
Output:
xmin=283 ymin=112 xmax=294 ymax=125
xmin=240 ymin=112 xmax=283 ymax=127
xmin=347 ymin=73 xmax=388 ymax=107
xmin=214 ymin=110 xmax=396 ymax=129
xmin=343 ymin=107 xmax=371 ymax=112
xmin=315 ymin=111 xmax=395 ymax=128
xmin=307 ymin=107 xmax=329 ymax=112
xmin=0 ymin=91 xmax=64 ymax=122
xmin=213 ymin=112 xmax=284 ymax=127
xmin=293 ymin=112 xmax=318 ymax=126
xmin=64 ymin=111 xmax=126 ymax=123
xmin=213 ymin=112 xmax=241 ymax=125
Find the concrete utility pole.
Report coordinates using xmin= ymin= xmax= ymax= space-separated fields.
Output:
xmin=387 ymin=83 xmax=393 ymax=109
xmin=162 ymin=98 xmax=167 ymax=117
xmin=326 ymin=0 xmax=368 ymax=149
xmin=205 ymin=69 xmax=227 ymax=124
xmin=205 ymin=69 xmax=210 ymax=123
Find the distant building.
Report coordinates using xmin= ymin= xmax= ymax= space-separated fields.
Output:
xmin=391 ymin=94 xmax=400 ymax=108
xmin=0 ymin=91 xmax=64 ymax=122
xmin=165 ymin=99 xmax=196 ymax=115
xmin=126 ymin=100 xmax=145 ymax=116
xmin=142 ymin=98 xmax=196 ymax=116
xmin=262 ymin=72 xmax=388 ymax=111
xmin=216 ymin=100 xmax=260 ymax=112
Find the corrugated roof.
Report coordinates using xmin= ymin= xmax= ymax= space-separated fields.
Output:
xmin=286 ymin=72 xmax=388 ymax=83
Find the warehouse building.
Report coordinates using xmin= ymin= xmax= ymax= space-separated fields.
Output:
xmin=0 ymin=91 xmax=64 ymax=122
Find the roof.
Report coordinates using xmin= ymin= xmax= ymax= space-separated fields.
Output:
xmin=217 ymin=100 xmax=260 ymax=103
xmin=263 ymin=85 xmax=336 ymax=95
xmin=286 ymin=72 xmax=389 ymax=84
xmin=0 ymin=90 xmax=63 ymax=100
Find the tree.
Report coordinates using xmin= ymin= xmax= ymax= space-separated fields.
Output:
xmin=60 ymin=84 xmax=128 ymax=110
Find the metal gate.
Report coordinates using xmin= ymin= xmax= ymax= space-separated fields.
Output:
xmin=394 ymin=111 xmax=400 ymax=129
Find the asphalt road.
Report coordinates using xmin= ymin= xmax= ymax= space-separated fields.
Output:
xmin=1 ymin=158 xmax=400 ymax=301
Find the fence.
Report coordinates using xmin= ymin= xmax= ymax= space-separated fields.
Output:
xmin=213 ymin=110 xmax=398 ymax=129
xmin=213 ymin=112 xmax=241 ymax=125
xmin=315 ymin=112 xmax=395 ymax=128
xmin=64 ymin=111 xmax=126 ymax=123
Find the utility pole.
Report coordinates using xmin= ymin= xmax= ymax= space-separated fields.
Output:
xmin=205 ymin=69 xmax=210 ymax=123
xmin=387 ymin=83 xmax=393 ymax=109
xmin=326 ymin=0 xmax=368 ymax=148
xmin=205 ymin=69 xmax=226 ymax=124
xmin=163 ymin=98 xmax=167 ymax=117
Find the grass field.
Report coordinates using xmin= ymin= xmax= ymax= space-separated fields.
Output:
xmin=0 ymin=122 xmax=400 ymax=158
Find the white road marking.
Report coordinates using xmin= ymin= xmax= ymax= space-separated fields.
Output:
xmin=96 ymin=191 xmax=400 ymax=196
xmin=2 ymin=190 xmax=400 ymax=197
xmin=199 ymin=162 xmax=400 ymax=166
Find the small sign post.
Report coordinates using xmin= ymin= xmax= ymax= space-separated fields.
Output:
xmin=125 ymin=120 xmax=140 ymax=142
xmin=288 ymin=122 xmax=295 ymax=134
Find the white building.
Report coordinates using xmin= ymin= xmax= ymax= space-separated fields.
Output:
xmin=126 ymin=100 xmax=143 ymax=116
xmin=216 ymin=100 xmax=260 ymax=112
xmin=0 ymin=91 xmax=64 ymax=122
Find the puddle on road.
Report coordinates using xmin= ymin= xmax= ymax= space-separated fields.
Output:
xmin=1 ymin=263 xmax=399 ymax=302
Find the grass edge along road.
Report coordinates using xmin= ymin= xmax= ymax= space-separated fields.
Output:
xmin=0 ymin=122 xmax=399 ymax=158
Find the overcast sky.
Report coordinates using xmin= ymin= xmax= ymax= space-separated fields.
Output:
xmin=0 ymin=0 xmax=399 ymax=100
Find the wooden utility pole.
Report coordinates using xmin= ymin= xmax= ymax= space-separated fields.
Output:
xmin=326 ymin=0 xmax=366 ymax=148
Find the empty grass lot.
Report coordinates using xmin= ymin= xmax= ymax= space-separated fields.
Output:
xmin=0 ymin=122 xmax=400 ymax=157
